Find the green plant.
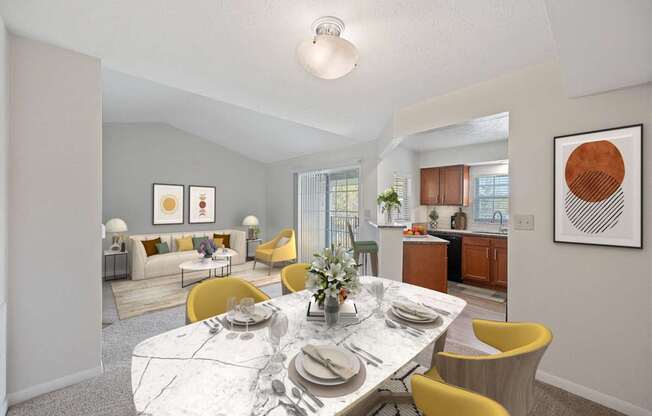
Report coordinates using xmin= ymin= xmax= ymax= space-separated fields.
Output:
xmin=377 ymin=187 xmax=401 ymax=213
xmin=428 ymin=208 xmax=439 ymax=223
xmin=307 ymin=246 xmax=360 ymax=305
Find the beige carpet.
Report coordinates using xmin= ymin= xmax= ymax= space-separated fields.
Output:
xmin=111 ymin=261 xmax=280 ymax=320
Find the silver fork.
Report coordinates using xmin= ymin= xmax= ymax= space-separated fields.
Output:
xmin=390 ymin=319 xmax=423 ymax=336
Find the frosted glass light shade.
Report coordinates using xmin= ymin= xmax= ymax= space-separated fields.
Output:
xmin=297 ymin=35 xmax=358 ymax=80
xmin=242 ymin=215 xmax=260 ymax=226
xmin=105 ymin=218 xmax=128 ymax=233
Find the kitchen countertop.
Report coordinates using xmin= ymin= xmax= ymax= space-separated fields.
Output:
xmin=368 ymin=220 xmax=406 ymax=229
xmin=429 ymin=228 xmax=508 ymax=238
xmin=404 ymin=235 xmax=449 ymax=244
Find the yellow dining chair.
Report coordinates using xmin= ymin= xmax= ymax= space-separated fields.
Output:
xmin=412 ymin=375 xmax=510 ymax=416
xmin=281 ymin=263 xmax=309 ymax=295
xmin=185 ymin=277 xmax=270 ymax=324
xmin=426 ymin=319 xmax=552 ymax=416
xmin=254 ymin=228 xmax=297 ymax=275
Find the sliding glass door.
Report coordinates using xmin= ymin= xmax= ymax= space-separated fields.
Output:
xmin=296 ymin=167 xmax=360 ymax=262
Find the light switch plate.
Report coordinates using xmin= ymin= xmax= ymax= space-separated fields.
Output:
xmin=514 ymin=214 xmax=534 ymax=230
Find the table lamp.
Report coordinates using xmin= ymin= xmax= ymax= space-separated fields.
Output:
xmin=242 ymin=215 xmax=259 ymax=239
xmin=105 ymin=218 xmax=128 ymax=251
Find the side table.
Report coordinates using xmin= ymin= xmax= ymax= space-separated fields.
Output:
xmin=246 ymin=238 xmax=262 ymax=261
xmin=104 ymin=250 xmax=130 ymax=281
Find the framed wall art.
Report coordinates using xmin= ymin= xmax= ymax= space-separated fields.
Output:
xmin=554 ymin=124 xmax=642 ymax=248
xmin=188 ymin=185 xmax=216 ymax=224
xmin=152 ymin=183 xmax=185 ymax=225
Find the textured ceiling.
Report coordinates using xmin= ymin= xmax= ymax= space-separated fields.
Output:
xmin=103 ymin=69 xmax=357 ymax=163
xmin=400 ymin=113 xmax=508 ymax=151
xmin=0 ymin=0 xmax=555 ymax=146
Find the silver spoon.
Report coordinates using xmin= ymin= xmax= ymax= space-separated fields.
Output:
xmin=203 ymin=321 xmax=219 ymax=335
xmin=271 ymin=380 xmax=307 ymax=416
xmin=292 ymin=386 xmax=316 ymax=413
xmin=385 ymin=319 xmax=418 ymax=337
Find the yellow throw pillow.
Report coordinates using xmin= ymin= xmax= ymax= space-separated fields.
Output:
xmin=213 ymin=237 xmax=225 ymax=248
xmin=176 ymin=237 xmax=194 ymax=252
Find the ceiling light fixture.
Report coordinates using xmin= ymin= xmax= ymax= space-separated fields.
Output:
xmin=297 ymin=16 xmax=358 ymax=80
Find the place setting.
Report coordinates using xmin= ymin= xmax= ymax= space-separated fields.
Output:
xmin=386 ymin=296 xmax=442 ymax=332
xmin=219 ymin=296 xmax=276 ymax=340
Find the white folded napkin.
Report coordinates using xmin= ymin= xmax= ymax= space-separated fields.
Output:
xmin=392 ymin=299 xmax=437 ymax=320
xmin=301 ymin=345 xmax=356 ymax=380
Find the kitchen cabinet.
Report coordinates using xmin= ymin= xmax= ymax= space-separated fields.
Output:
xmin=420 ymin=167 xmax=440 ymax=205
xmin=462 ymin=235 xmax=507 ymax=290
xmin=420 ymin=165 xmax=469 ymax=206
xmin=403 ymin=242 xmax=448 ymax=293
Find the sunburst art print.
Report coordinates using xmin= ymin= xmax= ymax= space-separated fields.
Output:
xmin=153 ymin=184 xmax=184 ymax=225
xmin=554 ymin=125 xmax=642 ymax=248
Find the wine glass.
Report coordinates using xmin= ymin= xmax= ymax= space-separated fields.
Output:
xmin=226 ymin=296 xmax=239 ymax=340
xmin=371 ymin=280 xmax=385 ymax=317
xmin=239 ymin=297 xmax=255 ymax=340
xmin=266 ymin=311 xmax=288 ymax=374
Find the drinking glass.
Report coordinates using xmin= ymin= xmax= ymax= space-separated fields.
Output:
xmin=371 ymin=280 xmax=385 ymax=317
xmin=266 ymin=311 xmax=288 ymax=374
xmin=240 ymin=297 xmax=255 ymax=340
xmin=226 ymin=296 xmax=239 ymax=340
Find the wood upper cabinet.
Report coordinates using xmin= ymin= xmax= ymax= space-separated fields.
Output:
xmin=403 ymin=242 xmax=448 ymax=293
xmin=420 ymin=165 xmax=469 ymax=206
xmin=420 ymin=167 xmax=440 ymax=205
xmin=462 ymin=236 xmax=507 ymax=290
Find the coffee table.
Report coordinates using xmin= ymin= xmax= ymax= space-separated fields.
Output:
xmin=179 ymin=259 xmax=229 ymax=288
xmin=212 ymin=248 xmax=237 ymax=276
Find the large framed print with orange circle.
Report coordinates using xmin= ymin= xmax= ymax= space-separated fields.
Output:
xmin=554 ymin=124 xmax=642 ymax=248
xmin=152 ymin=183 xmax=185 ymax=225
xmin=188 ymin=185 xmax=216 ymax=224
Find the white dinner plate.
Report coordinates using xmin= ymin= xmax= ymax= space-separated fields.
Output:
xmin=295 ymin=348 xmax=360 ymax=386
xmin=301 ymin=345 xmax=356 ymax=380
xmin=226 ymin=306 xmax=273 ymax=326
xmin=392 ymin=306 xmax=437 ymax=323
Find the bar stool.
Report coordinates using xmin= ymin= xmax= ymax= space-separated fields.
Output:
xmin=347 ymin=223 xmax=378 ymax=276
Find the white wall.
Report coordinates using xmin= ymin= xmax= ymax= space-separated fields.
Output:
xmin=265 ymin=141 xmax=379 ymax=242
xmin=377 ymin=145 xmax=418 ymax=222
xmin=395 ymin=62 xmax=652 ymax=415
xmin=0 ymin=15 xmax=8 ymax=415
xmin=8 ymin=36 xmax=102 ymax=404
xmin=418 ymin=139 xmax=507 ymax=167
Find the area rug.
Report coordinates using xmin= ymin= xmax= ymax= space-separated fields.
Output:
xmin=111 ymin=261 xmax=280 ymax=320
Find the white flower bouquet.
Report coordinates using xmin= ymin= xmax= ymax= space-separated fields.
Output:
xmin=307 ymin=246 xmax=361 ymax=306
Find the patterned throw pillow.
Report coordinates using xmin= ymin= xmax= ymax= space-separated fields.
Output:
xmin=141 ymin=237 xmax=161 ymax=257
xmin=213 ymin=233 xmax=231 ymax=248
xmin=176 ymin=237 xmax=194 ymax=252
xmin=155 ymin=242 xmax=170 ymax=254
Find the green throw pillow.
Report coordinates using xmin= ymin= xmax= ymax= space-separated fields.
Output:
xmin=155 ymin=242 xmax=170 ymax=254
xmin=192 ymin=236 xmax=209 ymax=250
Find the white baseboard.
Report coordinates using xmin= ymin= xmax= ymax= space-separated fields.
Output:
xmin=537 ymin=370 xmax=652 ymax=416
xmin=7 ymin=364 xmax=103 ymax=406
xmin=0 ymin=397 xmax=7 ymax=416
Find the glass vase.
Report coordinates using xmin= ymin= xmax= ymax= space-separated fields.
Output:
xmin=324 ymin=296 xmax=340 ymax=327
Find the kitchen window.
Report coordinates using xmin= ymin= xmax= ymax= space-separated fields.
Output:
xmin=393 ymin=174 xmax=410 ymax=222
xmin=473 ymin=175 xmax=509 ymax=223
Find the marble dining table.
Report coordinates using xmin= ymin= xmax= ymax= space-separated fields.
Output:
xmin=131 ymin=276 xmax=467 ymax=415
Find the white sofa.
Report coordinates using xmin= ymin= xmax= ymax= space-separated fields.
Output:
xmin=129 ymin=229 xmax=247 ymax=280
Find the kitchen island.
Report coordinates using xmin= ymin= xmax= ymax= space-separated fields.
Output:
xmin=403 ymin=235 xmax=449 ymax=292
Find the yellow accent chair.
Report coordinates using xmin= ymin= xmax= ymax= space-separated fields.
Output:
xmin=412 ymin=374 xmax=510 ymax=416
xmin=254 ymin=228 xmax=297 ymax=275
xmin=185 ymin=277 xmax=270 ymax=324
xmin=281 ymin=263 xmax=310 ymax=295
xmin=427 ymin=320 xmax=552 ymax=416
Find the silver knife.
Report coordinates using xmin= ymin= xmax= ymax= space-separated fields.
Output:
xmin=420 ymin=302 xmax=451 ymax=316
xmin=343 ymin=344 xmax=379 ymax=367
xmin=293 ymin=380 xmax=324 ymax=408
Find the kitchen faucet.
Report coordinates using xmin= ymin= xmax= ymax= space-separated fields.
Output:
xmin=492 ymin=211 xmax=508 ymax=234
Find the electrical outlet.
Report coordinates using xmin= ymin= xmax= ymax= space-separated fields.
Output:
xmin=514 ymin=214 xmax=534 ymax=230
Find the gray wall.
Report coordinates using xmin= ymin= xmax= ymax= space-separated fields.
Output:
xmin=103 ymin=123 xmax=267 ymax=238
xmin=395 ymin=61 xmax=652 ymax=414
xmin=8 ymin=35 xmax=102 ymax=403
xmin=0 ymin=15 xmax=7 ymax=413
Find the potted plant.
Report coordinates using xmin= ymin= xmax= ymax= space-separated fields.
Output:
xmin=307 ymin=246 xmax=360 ymax=312
xmin=377 ymin=187 xmax=401 ymax=224
xmin=428 ymin=207 xmax=439 ymax=229
xmin=197 ymin=239 xmax=217 ymax=263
